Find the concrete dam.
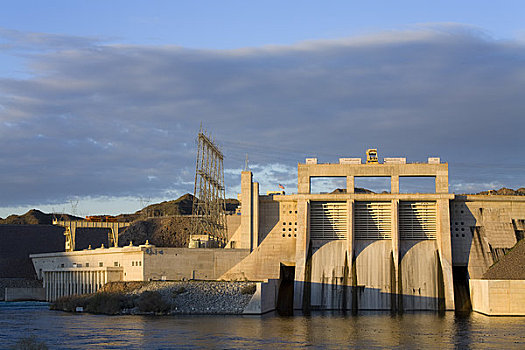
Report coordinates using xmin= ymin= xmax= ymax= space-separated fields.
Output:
xmin=32 ymin=155 xmax=525 ymax=313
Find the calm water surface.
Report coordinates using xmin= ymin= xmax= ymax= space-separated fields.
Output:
xmin=1 ymin=302 xmax=525 ymax=349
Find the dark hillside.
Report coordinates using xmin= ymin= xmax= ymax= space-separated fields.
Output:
xmin=0 ymin=225 xmax=64 ymax=278
xmin=137 ymin=194 xmax=239 ymax=217
xmin=118 ymin=216 xmax=193 ymax=247
xmin=0 ymin=209 xmax=82 ymax=225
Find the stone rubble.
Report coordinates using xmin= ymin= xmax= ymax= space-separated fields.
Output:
xmin=125 ymin=281 xmax=256 ymax=315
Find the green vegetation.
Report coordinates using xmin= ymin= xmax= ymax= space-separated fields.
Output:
xmin=51 ymin=292 xmax=134 ymax=315
xmin=52 ymin=289 xmax=171 ymax=315
xmin=172 ymin=286 xmax=186 ymax=297
xmin=241 ymin=284 xmax=256 ymax=295
xmin=136 ymin=291 xmax=170 ymax=313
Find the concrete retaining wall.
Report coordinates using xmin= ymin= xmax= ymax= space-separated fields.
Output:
xmin=4 ymin=287 xmax=45 ymax=301
xmin=144 ymin=248 xmax=250 ymax=281
xmin=243 ymin=280 xmax=279 ymax=314
xmin=470 ymin=279 xmax=525 ymax=316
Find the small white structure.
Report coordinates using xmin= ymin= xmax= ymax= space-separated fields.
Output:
xmin=339 ymin=158 xmax=361 ymax=164
xmin=305 ymin=158 xmax=318 ymax=164
xmin=383 ymin=157 xmax=406 ymax=164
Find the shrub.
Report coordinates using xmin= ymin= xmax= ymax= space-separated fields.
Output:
xmin=172 ymin=286 xmax=186 ymax=297
xmin=85 ymin=292 xmax=126 ymax=315
xmin=240 ymin=284 xmax=257 ymax=295
xmin=136 ymin=291 xmax=170 ymax=313
xmin=51 ymin=294 xmax=89 ymax=312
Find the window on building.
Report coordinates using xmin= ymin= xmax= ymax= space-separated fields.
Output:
xmin=114 ymin=262 xmax=119 ymax=267
xmin=85 ymin=263 xmax=89 ymax=267
xmin=310 ymin=176 xmax=346 ymax=194
xmin=99 ymin=262 xmax=103 ymax=267
xmin=399 ymin=177 xmax=436 ymax=194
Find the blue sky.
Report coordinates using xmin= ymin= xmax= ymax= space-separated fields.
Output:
xmin=1 ymin=1 xmax=525 ymax=217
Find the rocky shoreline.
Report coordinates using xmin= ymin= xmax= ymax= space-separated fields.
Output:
xmin=51 ymin=281 xmax=256 ymax=315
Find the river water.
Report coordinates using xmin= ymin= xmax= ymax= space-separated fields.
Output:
xmin=1 ymin=302 xmax=525 ymax=349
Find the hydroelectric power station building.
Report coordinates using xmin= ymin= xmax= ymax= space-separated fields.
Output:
xmin=31 ymin=155 xmax=525 ymax=314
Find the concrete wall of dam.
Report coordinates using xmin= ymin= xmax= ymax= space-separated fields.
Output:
xmin=222 ymin=161 xmax=456 ymax=312
xmin=450 ymin=196 xmax=525 ymax=279
xmin=28 ymin=157 xmax=525 ymax=313
xmin=222 ymin=160 xmax=525 ymax=312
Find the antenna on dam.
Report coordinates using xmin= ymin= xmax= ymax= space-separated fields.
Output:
xmin=189 ymin=125 xmax=228 ymax=248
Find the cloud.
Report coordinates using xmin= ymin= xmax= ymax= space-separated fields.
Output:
xmin=1 ymin=25 xmax=525 ymax=213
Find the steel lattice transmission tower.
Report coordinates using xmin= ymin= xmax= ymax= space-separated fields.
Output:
xmin=191 ymin=127 xmax=228 ymax=247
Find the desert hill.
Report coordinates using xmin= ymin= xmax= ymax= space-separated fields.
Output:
xmin=0 ymin=209 xmax=82 ymax=225
xmin=476 ymin=187 xmax=525 ymax=196
xmin=330 ymin=188 xmax=375 ymax=194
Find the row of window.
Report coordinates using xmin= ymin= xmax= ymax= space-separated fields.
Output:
xmin=282 ymin=233 xmax=297 ymax=238
xmin=59 ymin=261 xmax=140 ymax=268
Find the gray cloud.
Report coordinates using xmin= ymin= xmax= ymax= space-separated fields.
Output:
xmin=1 ymin=25 xmax=525 ymax=210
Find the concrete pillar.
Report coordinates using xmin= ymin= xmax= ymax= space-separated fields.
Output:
xmin=436 ymin=198 xmax=455 ymax=310
xmin=252 ymin=182 xmax=259 ymax=248
xmin=44 ymin=272 xmax=49 ymax=301
xmin=297 ymin=166 xmax=310 ymax=194
xmin=47 ymin=272 xmax=51 ymax=301
xmin=391 ymin=175 xmax=399 ymax=194
xmin=57 ymin=272 xmax=61 ymax=299
xmin=71 ymin=226 xmax=77 ymax=251
xmin=52 ymin=272 xmax=56 ymax=301
xmin=346 ymin=176 xmax=355 ymax=194
xmin=240 ymin=171 xmax=253 ymax=250
xmin=48 ymin=273 xmax=52 ymax=301
xmin=111 ymin=227 xmax=118 ymax=247
xmin=74 ymin=271 xmax=78 ymax=295
xmin=391 ymin=199 xmax=400 ymax=311
xmin=347 ymin=199 xmax=355 ymax=310
xmin=294 ymin=198 xmax=310 ymax=310
xmin=50 ymin=272 xmax=54 ymax=301
xmin=61 ymin=272 xmax=65 ymax=298
xmin=436 ymin=172 xmax=449 ymax=194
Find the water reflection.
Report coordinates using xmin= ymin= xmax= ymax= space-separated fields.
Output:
xmin=1 ymin=303 xmax=525 ymax=349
